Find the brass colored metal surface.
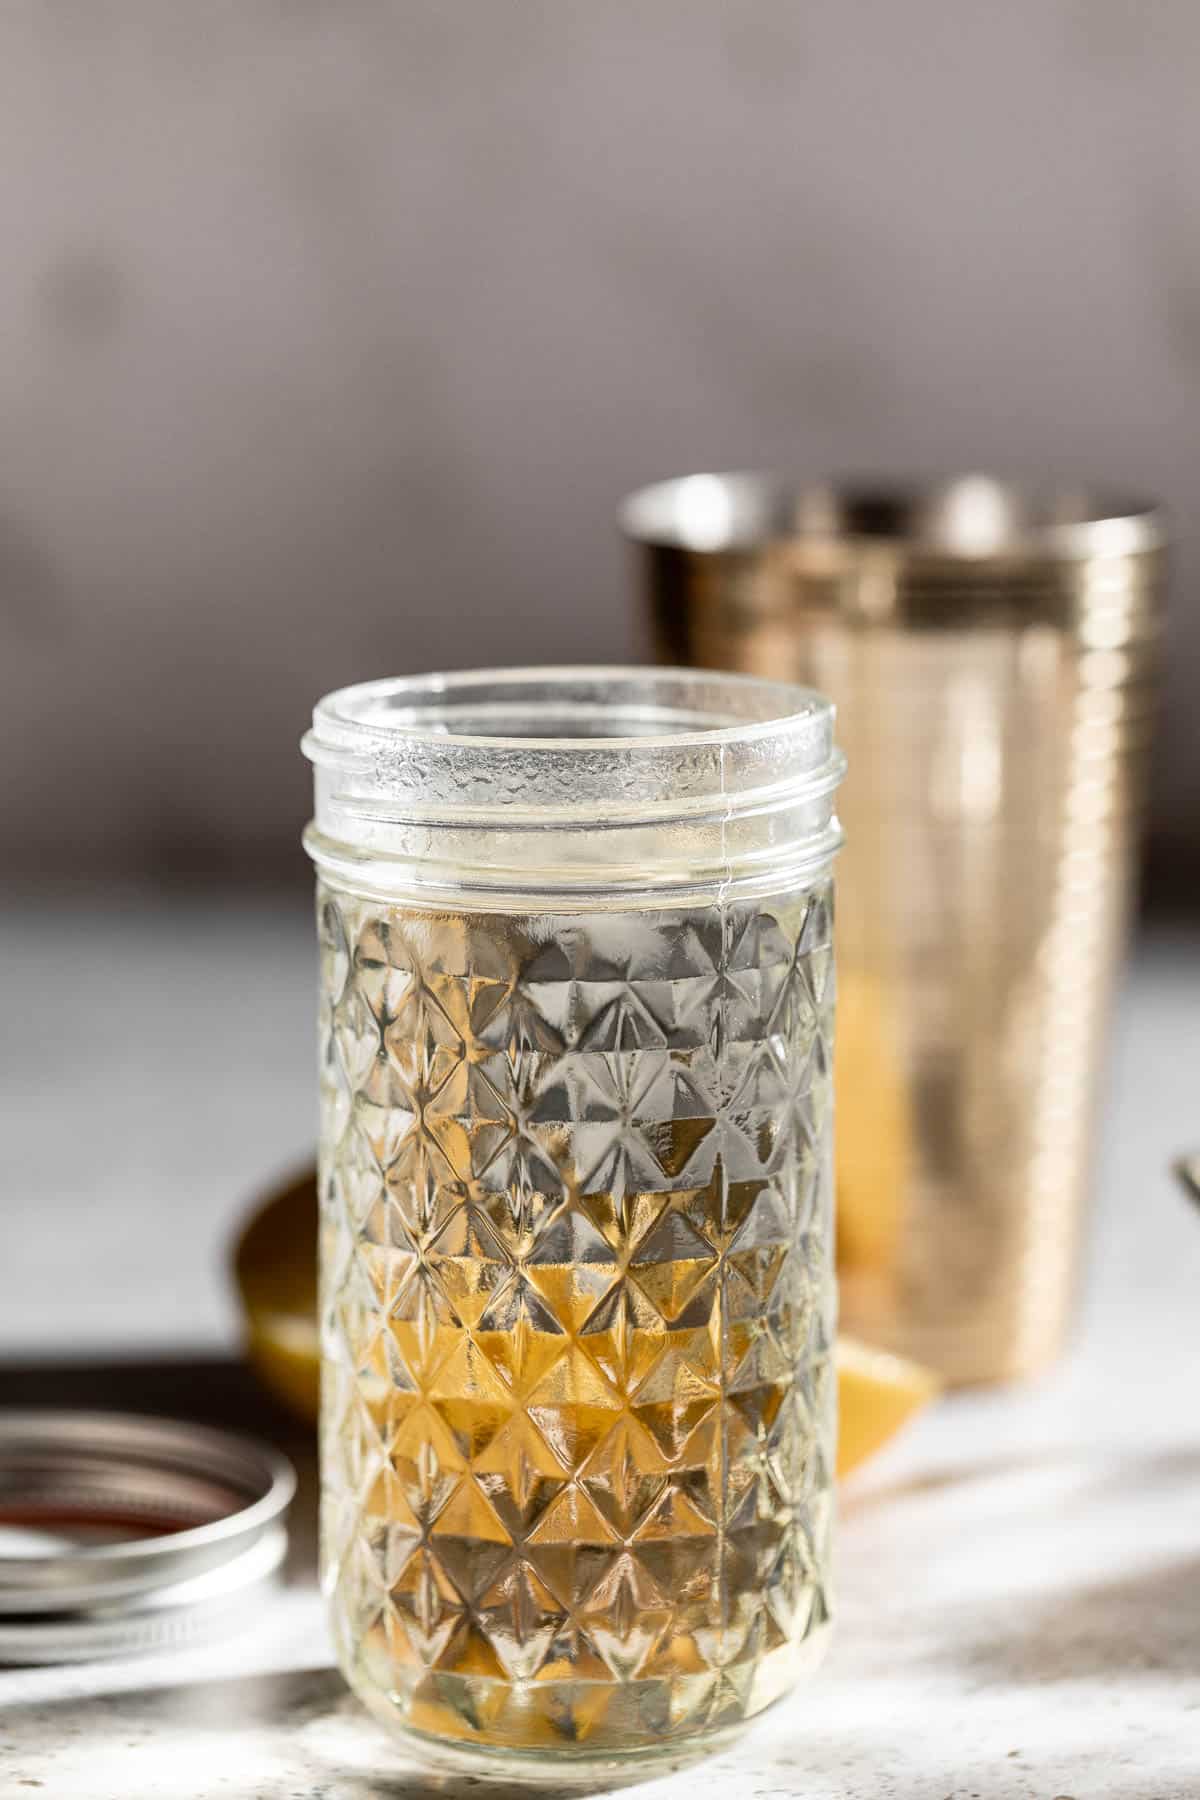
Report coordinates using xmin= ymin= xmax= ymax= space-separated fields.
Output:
xmin=623 ymin=476 xmax=1166 ymax=1385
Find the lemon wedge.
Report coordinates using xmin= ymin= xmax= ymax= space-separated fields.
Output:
xmin=234 ymin=1171 xmax=939 ymax=1475
xmin=835 ymin=1334 xmax=939 ymax=1476
xmin=233 ymin=1168 xmax=320 ymax=1421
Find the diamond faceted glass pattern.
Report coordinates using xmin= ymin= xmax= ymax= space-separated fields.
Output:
xmin=318 ymin=884 xmax=835 ymax=1757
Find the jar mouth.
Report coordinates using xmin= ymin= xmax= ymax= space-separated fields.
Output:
xmin=303 ymin=666 xmax=844 ymax=822
xmin=303 ymin=668 xmax=844 ymax=902
xmin=620 ymin=472 xmax=1164 ymax=559
xmin=304 ymin=665 xmax=834 ymax=758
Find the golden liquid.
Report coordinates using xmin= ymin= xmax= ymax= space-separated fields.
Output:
xmin=318 ymin=886 xmax=835 ymax=1761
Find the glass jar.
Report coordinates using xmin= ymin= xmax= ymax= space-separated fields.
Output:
xmin=302 ymin=668 xmax=845 ymax=1780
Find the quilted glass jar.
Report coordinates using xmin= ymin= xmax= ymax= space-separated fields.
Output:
xmin=302 ymin=668 xmax=845 ymax=1780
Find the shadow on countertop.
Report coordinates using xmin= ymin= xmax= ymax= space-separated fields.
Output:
xmin=933 ymin=1550 xmax=1200 ymax=1686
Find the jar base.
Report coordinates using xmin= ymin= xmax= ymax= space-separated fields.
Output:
xmin=366 ymin=1714 xmax=752 ymax=1789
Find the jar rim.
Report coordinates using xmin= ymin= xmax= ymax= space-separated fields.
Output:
xmin=303 ymin=668 xmax=844 ymax=901
xmin=303 ymin=665 xmax=835 ymax=760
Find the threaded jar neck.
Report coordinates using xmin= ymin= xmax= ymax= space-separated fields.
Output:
xmin=302 ymin=667 xmax=844 ymax=907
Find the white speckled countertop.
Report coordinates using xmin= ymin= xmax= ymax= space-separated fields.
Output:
xmin=1 ymin=900 xmax=1198 ymax=1800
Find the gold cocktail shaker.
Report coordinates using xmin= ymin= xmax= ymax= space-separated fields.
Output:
xmin=622 ymin=476 xmax=1165 ymax=1384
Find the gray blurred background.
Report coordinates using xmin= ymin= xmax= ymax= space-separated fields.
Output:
xmin=2 ymin=0 xmax=1198 ymax=893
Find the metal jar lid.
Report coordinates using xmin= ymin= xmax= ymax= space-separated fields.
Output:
xmin=0 ymin=1411 xmax=296 ymax=1663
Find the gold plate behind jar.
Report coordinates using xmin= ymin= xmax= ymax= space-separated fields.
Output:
xmin=623 ymin=476 xmax=1165 ymax=1386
